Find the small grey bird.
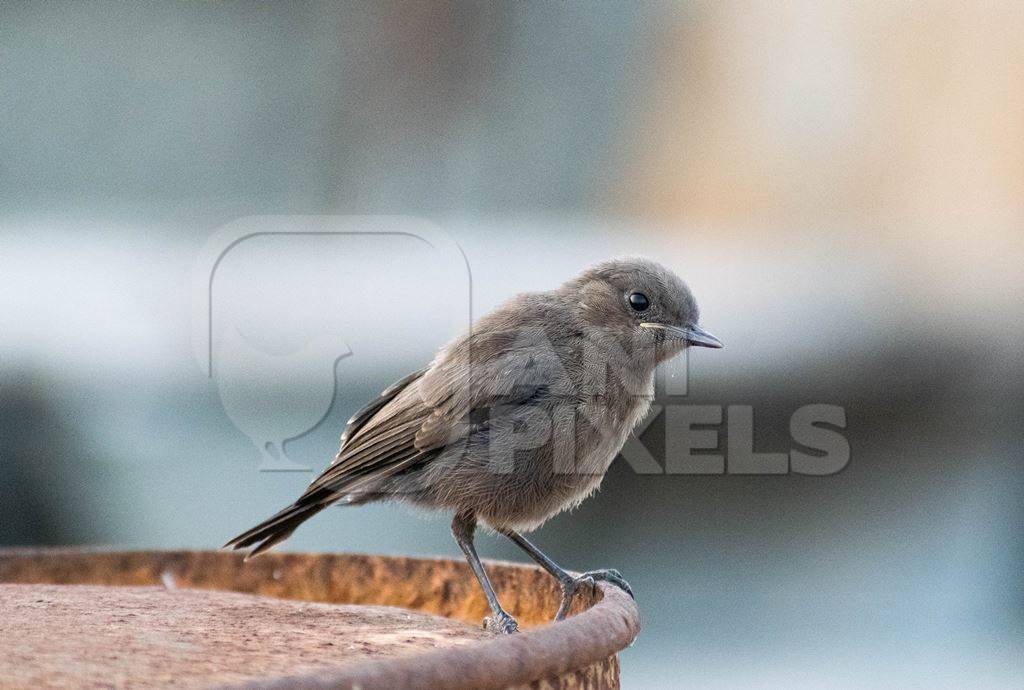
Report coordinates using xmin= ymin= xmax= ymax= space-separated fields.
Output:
xmin=226 ymin=257 xmax=722 ymax=632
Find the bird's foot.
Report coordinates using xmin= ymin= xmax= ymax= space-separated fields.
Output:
xmin=483 ymin=610 xmax=519 ymax=634
xmin=555 ymin=569 xmax=633 ymax=621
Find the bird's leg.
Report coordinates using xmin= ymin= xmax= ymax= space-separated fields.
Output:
xmin=499 ymin=528 xmax=633 ymax=621
xmin=451 ymin=511 xmax=519 ymax=634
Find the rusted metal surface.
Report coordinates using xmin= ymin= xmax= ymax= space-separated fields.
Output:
xmin=0 ymin=583 xmax=491 ymax=688
xmin=0 ymin=549 xmax=640 ymax=689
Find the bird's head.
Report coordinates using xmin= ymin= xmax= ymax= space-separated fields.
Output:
xmin=565 ymin=257 xmax=722 ymax=363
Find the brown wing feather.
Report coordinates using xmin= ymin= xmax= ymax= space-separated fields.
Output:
xmin=303 ymin=369 xmax=431 ymax=493
xmin=301 ymin=329 xmax=562 ymax=500
xmin=336 ymin=368 xmax=426 ymax=453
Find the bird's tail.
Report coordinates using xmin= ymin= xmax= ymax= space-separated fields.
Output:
xmin=223 ymin=495 xmax=332 ymax=560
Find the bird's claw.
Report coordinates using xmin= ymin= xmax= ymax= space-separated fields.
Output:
xmin=555 ymin=568 xmax=633 ymax=621
xmin=483 ymin=611 xmax=519 ymax=634
xmin=583 ymin=568 xmax=633 ymax=598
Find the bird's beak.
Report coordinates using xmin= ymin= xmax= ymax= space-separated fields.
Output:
xmin=640 ymin=322 xmax=724 ymax=348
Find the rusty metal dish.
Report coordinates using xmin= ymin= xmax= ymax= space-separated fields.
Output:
xmin=0 ymin=549 xmax=640 ymax=689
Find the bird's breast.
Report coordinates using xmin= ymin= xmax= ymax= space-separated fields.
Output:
xmin=574 ymin=391 xmax=652 ymax=475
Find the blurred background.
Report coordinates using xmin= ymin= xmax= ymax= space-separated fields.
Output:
xmin=1 ymin=1 xmax=1022 ymax=687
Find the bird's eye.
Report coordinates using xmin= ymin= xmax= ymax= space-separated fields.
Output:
xmin=628 ymin=292 xmax=650 ymax=312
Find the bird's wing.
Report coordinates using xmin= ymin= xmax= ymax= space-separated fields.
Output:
xmin=333 ymin=368 xmax=427 ymax=461
xmin=225 ymin=329 xmax=568 ymax=557
xmin=412 ymin=329 xmax=568 ymax=451
xmin=302 ymin=329 xmax=567 ymax=498
xmin=302 ymin=369 xmax=428 ymax=496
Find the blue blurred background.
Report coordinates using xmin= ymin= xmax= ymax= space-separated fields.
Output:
xmin=1 ymin=2 xmax=1022 ymax=687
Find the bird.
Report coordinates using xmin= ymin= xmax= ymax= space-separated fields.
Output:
xmin=225 ymin=257 xmax=723 ymax=633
